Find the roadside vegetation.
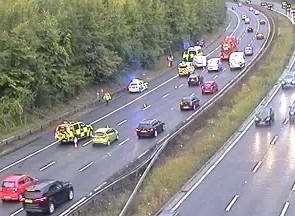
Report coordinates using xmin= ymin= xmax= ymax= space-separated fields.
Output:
xmin=0 ymin=0 xmax=225 ymax=137
xmin=81 ymin=12 xmax=294 ymax=216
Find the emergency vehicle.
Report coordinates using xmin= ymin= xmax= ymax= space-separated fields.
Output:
xmin=188 ymin=46 xmax=203 ymax=56
xmin=178 ymin=62 xmax=195 ymax=76
xmin=229 ymin=52 xmax=245 ymax=69
xmin=128 ymin=79 xmax=148 ymax=93
xmin=220 ymin=36 xmax=239 ymax=60
xmin=55 ymin=121 xmax=93 ymax=143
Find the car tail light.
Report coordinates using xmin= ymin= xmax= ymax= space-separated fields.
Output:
xmin=34 ymin=197 xmax=48 ymax=203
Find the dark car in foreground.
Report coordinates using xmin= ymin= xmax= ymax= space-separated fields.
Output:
xmin=187 ymin=73 xmax=204 ymax=86
xmin=281 ymin=73 xmax=295 ymax=89
xmin=179 ymin=93 xmax=200 ymax=111
xmin=23 ymin=180 xmax=74 ymax=215
xmin=289 ymin=102 xmax=295 ymax=124
xmin=136 ymin=119 xmax=165 ymax=138
xmin=255 ymin=107 xmax=274 ymax=126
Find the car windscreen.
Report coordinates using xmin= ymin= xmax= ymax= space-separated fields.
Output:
xmin=138 ymin=123 xmax=151 ymax=129
xmin=2 ymin=181 xmax=15 ymax=188
xmin=24 ymin=191 xmax=43 ymax=199
xmin=179 ymin=65 xmax=187 ymax=68
xmin=95 ymin=132 xmax=106 ymax=137
xmin=181 ymin=97 xmax=191 ymax=102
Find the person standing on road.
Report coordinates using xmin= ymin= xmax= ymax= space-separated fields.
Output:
xmin=103 ymin=92 xmax=112 ymax=105
xmin=167 ymin=54 xmax=174 ymax=67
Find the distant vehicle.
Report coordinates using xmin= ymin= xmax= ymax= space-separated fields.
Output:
xmin=259 ymin=19 xmax=266 ymax=25
xmin=289 ymin=101 xmax=295 ymax=124
xmin=187 ymin=73 xmax=204 ymax=86
xmin=254 ymin=10 xmax=260 ymax=15
xmin=128 ymin=78 xmax=148 ymax=93
xmin=281 ymin=73 xmax=295 ymax=89
xmin=244 ymin=17 xmax=250 ymax=24
xmin=246 ymin=0 xmax=251 ymax=4
xmin=261 ymin=2 xmax=267 ymax=7
xmin=23 ymin=180 xmax=74 ymax=215
xmin=220 ymin=36 xmax=239 ymax=60
xmin=282 ymin=1 xmax=288 ymax=9
xmin=136 ymin=119 xmax=165 ymax=138
xmin=249 ymin=7 xmax=254 ymax=11
xmin=207 ymin=58 xmax=223 ymax=72
xmin=238 ymin=3 xmax=242 ymax=7
xmin=242 ymin=14 xmax=247 ymax=20
xmin=179 ymin=93 xmax=200 ymax=111
xmin=92 ymin=127 xmax=119 ymax=146
xmin=247 ymin=27 xmax=254 ymax=33
xmin=244 ymin=46 xmax=254 ymax=56
xmin=0 ymin=174 xmax=38 ymax=201
xmin=255 ymin=107 xmax=274 ymax=126
xmin=178 ymin=62 xmax=195 ymax=76
xmin=193 ymin=55 xmax=207 ymax=68
xmin=267 ymin=3 xmax=274 ymax=10
xmin=229 ymin=52 xmax=245 ymax=69
xmin=201 ymin=81 xmax=218 ymax=94
xmin=55 ymin=121 xmax=93 ymax=143
xmin=256 ymin=33 xmax=265 ymax=40
xmin=195 ymin=40 xmax=205 ymax=48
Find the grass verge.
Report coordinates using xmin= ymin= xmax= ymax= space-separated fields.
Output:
xmin=84 ymin=11 xmax=294 ymax=216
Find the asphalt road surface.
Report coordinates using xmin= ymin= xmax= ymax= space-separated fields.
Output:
xmin=170 ymin=3 xmax=295 ymax=216
xmin=0 ymin=2 xmax=270 ymax=216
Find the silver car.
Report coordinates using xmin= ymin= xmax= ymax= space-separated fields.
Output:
xmin=244 ymin=46 xmax=253 ymax=56
xmin=281 ymin=73 xmax=295 ymax=89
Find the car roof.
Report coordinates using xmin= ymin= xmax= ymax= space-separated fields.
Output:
xmin=26 ymin=180 xmax=56 ymax=192
xmin=130 ymin=79 xmax=142 ymax=83
xmin=3 ymin=174 xmax=27 ymax=182
xmin=95 ymin=128 xmax=112 ymax=133
xmin=204 ymin=80 xmax=215 ymax=84
xmin=140 ymin=119 xmax=157 ymax=125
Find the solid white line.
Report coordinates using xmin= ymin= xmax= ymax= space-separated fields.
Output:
xmin=142 ymin=104 xmax=151 ymax=111
xmin=9 ymin=208 xmax=23 ymax=216
xmin=178 ymin=84 xmax=184 ymax=88
xmin=292 ymin=181 xmax=295 ymax=191
xmin=225 ymin=195 xmax=239 ymax=212
xmin=119 ymin=138 xmax=129 ymax=146
xmin=162 ymin=93 xmax=169 ymax=98
xmin=270 ymin=135 xmax=278 ymax=145
xmin=137 ymin=150 xmax=149 ymax=159
xmin=39 ymin=161 xmax=56 ymax=171
xmin=58 ymin=197 xmax=87 ymax=216
xmin=283 ymin=118 xmax=289 ymax=125
xmin=214 ymin=75 xmax=218 ymax=79
xmin=79 ymin=161 xmax=94 ymax=172
xmin=280 ymin=202 xmax=290 ymax=216
xmin=252 ymin=160 xmax=263 ymax=173
xmin=117 ymin=119 xmax=127 ymax=126
xmin=94 ymin=182 xmax=107 ymax=192
xmin=82 ymin=140 xmax=92 ymax=147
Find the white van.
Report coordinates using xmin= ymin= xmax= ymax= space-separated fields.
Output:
xmin=193 ymin=55 xmax=207 ymax=68
xmin=229 ymin=52 xmax=245 ymax=69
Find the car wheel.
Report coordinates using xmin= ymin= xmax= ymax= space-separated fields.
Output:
xmin=154 ymin=130 xmax=158 ymax=137
xmin=68 ymin=189 xmax=74 ymax=201
xmin=116 ymin=134 xmax=119 ymax=140
xmin=48 ymin=202 xmax=55 ymax=214
xmin=162 ymin=124 xmax=165 ymax=131
xmin=193 ymin=104 xmax=196 ymax=110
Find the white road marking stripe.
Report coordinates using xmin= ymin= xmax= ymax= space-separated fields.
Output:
xmin=280 ymin=202 xmax=290 ymax=216
xmin=142 ymin=104 xmax=151 ymax=111
xmin=107 ymin=152 xmax=111 ymax=156
xmin=79 ymin=161 xmax=94 ymax=172
xmin=270 ymin=135 xmax=278 ymax=145
xmin=94 ymin=182 xmax=107 ymax=192
xmin=214 ymin=75 xmax=218 ymax=79
xmin=283 ymin=118 xmax=289 ymax=125
xmin=252 ymin=160 xmax=263 ymax=173
xmin=179 ymin=84 xmax=184 ymax=88
xmin=162 ymin=93 xmax=169 ymax=98
xmin=39 ymin=161 xmax=56 ymax=171
xmin=291 ymin=181 xmax=295 ymax=191
xmin=137 ymin=150 xmax=149 ymax=159
xmin=82 ymin=140 xmax=92 ymax=147
xmin=117 ymin=119 xmax=127 ymax=126
xmin=9 ymin=208 xmax=23 ymax=216
xmin=225 ymin=195 xmax=239 ymax=212
xmin=119 ymin=138 xmax=129 ymax=146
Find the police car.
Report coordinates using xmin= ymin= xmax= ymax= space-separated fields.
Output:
xmin=128 ymin=79 xmax=148 ymax=93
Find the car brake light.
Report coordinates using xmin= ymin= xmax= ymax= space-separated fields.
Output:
xmin=34 ymin=197 xmax=47 ymax=203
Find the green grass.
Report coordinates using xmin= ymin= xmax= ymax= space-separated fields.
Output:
xmin=86 ymin=12 xmax=294 ymax=216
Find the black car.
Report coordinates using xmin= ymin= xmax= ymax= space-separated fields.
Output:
xmin=23 ymin=180 xmax=74 ymax=215
xmin=289 ymin=101 xmax=295 ymax=124
xmin=247 ymin=27 xmax=254 ymax=33
xmin=259 ymin=19 xmax=266 ymax=25
xmin=281 ymin=73 xmax=295 ymax=89
xmin=179 ymin=93 xmax=200 ymax=111
xmin=136 ymin=119 xmax=165 ymax=138
xmin=187 ymin=74 xmax=204 ymax=86
xmin=255 ymin=107 xmax=274 ymax=126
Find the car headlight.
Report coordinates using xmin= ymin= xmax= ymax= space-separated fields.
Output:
xmin=266 ymin=117 xmax=270 ymax=121
xmin=290 ymin=112 xmax=294 ymax=115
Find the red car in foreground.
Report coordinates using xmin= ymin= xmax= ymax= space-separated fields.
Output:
xmin=0 ymin=174 xmax=38 ymax=201
xmin=201 ymin=81 xmax=218 ymax=94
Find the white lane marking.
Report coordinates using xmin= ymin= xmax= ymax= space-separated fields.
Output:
xmin=142 ymin=104 xmax=151 ymax=111
xmin=39 ymin=161 xmax=56 ymax=172
xmin=214 ymin=75 xmax=218 ymax=79
xmin=162 ymin=93 xmax=169 ymax=98
xmin=119 ymin=138 xmax=129 ymax=146
xmin=107 ymin=152 xmax=111 ymax=156
xmin=178 ymin=84 xmax=184 ymax=88
xmin=94 ymin=182 xmax=107 ymax=192
xmin=0 ymin=7 xmax=241 ymax=176
xmin=117 ymin=119 xmax=127 ymax=126
xmin=158 ymin=134 xmax=170 ymax=144
xmin=252 ymin=160 xmax=263 ymax=173
xmin=9 ymin=208 xmax=23 ymax=216
xmin=292 ymin=181 xmax=295 ymax=191
xmin=58 ymin=197 xmax=87 ymax=216
xmin=270 ymin=135 xmax=278 ymax=145
xmin=283 ymin=118 xmax=289 ymax=125
xmin=280 ymin=202 xmax=290 ymax=216
xmin=79 ymin=161 xmax=94 ymax=172
xmin=137 ymin=150 xmax=149 ymax=159
xmin=225 ymin=194 xmax=239 ymax=212
xmin=82 ymin=140 xmax=92 ymax=147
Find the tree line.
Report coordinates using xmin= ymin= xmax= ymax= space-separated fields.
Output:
xmin=0 ymin=0 xmax=225 ymax=131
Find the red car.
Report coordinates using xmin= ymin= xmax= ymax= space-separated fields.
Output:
xmin=0 ymin=174 xmax=38 ymax=201
xmin=256 ymin=33 xmax=264 ymax=40
xmin=201 ymin=81 xmax=218 ymax=94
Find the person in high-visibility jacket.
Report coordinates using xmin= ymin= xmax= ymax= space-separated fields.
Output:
xmin=103 ymin=92 xmax=112 ymax=105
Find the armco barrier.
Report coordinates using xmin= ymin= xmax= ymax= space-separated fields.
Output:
xmin=60 ymin=6 xmax=275 ymax=216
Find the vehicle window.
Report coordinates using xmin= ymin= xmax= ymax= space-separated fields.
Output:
xmin=152 ymin=121 xmax=159 ymax=127
xmin=24 ymin=191 xmax=43 ymax=199
xmin=130 ymin=83 xmax=138 ymax=87
xmin=2 ymin=181 xmax=15 ymax=188
xmin=73 ymin=124 xmax=80 ymax=130
xmin=95 ymin=132 xmax=106 ymax=137
xmin=106 ymin=129 xmax=113 ymax=134
xmin=138 ymin=123 xmax=151 ymax=129
xmin=79 ymin=122 xmax=85 ymax=127
xmin=49 ymin=183 xmax=62 ymax=192
xmin=24 ymin=177 xmax=31 ymax=183
xmin=18 ymin=179 xmax=25 ymax=185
